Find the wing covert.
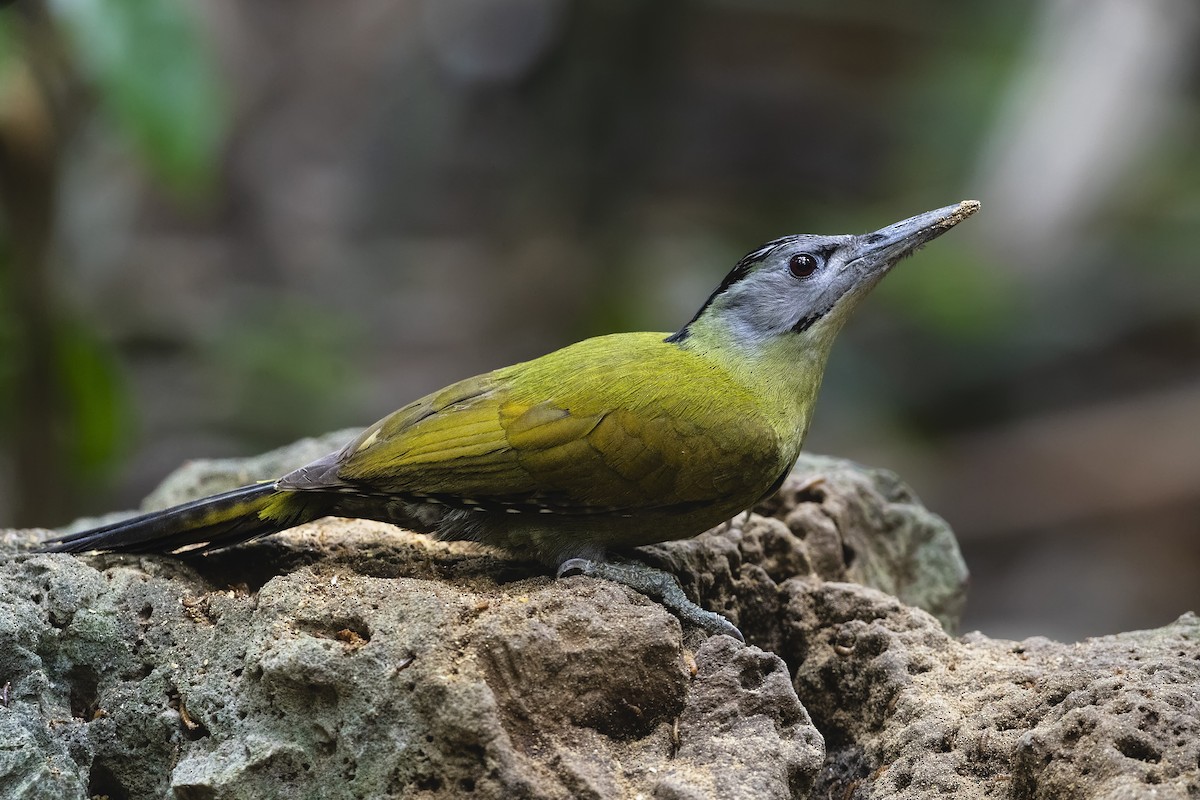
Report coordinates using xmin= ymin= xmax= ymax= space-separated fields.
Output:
xmin=320 ymin=335 xmax=788 ymax=515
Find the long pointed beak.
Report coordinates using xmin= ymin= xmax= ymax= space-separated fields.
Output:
xmin=849 ymin=200 xmax=980 ymax=271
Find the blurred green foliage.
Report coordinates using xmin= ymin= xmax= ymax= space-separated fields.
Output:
xmin=47 ymin=0 xmax=226 ymax=193
xmin=53 ymin=316 xmax=133 ymax=476
xmin=0 ymin=0 xmax=227 ymax=523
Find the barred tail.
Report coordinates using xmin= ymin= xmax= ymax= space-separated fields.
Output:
xmin=43 ymin=483 xmax=330 ymax=555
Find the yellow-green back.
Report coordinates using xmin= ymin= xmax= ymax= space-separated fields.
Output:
xmin=336 ymin=332 xmax=793 ymax=520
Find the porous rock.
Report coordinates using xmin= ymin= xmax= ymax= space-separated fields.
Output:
xmin=639 ymin=452 xmax=969 ymax=647
xmin=0 ymin=518 xmax=820 ymax=800
xmin=2 ymin=441 xmax=1196 ymax=799
xmin=781 ymin=582 xmax=1200 ymax=799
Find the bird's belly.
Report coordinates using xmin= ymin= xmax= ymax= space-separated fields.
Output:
xmin=427 ymin=500 xmax=749 ymax=567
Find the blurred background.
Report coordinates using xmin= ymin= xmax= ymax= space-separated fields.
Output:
xmin=1 ymin=0 xmax=1197 ymax=640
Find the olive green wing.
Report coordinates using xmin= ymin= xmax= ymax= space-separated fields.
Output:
xmin=501 ymin=399 xmax=785 ymax=513
xmin=324 ymin=372 xmax=783 ymax=514
xmin=327 ymin=373 xmax=526 ymax=498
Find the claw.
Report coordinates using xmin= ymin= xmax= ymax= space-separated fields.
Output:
xmin=556 ymin=557 xmax=590 ymax=578
xmin=555 ymin=557 xmax=744 ymax=642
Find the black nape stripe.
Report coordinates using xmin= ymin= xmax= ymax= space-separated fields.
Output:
xmin=666 ymin=236 xmax=800 ymax=344
xmin=791 ymin=301 xmax=835 ymax=334
xmin=664 ymin=328 xmax=689 ymax=343
xmin=790 ymin=314 xmax=821 ymax=334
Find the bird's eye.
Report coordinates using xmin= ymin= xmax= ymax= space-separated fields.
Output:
xmin=788 ymin=253 xmax=820 ymax=279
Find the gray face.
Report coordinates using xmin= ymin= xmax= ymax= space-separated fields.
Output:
xmin=704 ymin=234 xmax=863 ymax=343
xmin=669 ymin=201 xmax=980 ymax=347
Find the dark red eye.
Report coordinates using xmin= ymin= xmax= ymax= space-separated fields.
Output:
xmin=788 ymin=252 xmax=819 ymax=279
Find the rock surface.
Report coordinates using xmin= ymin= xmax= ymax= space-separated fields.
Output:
xmin=1 ymin=522 xmax=822 ymax=800
xmin=1 ymin=443 xmax=1196 ymax=799
xmin=784 ymin=585 xmax=1200 ymax=799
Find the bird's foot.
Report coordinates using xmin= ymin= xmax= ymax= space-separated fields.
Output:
xmin=556 ymin=557 xmax=743 ymax=642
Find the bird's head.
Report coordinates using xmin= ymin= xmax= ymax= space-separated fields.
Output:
xmin=671 ymin=201 xmax=979 ymax=354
